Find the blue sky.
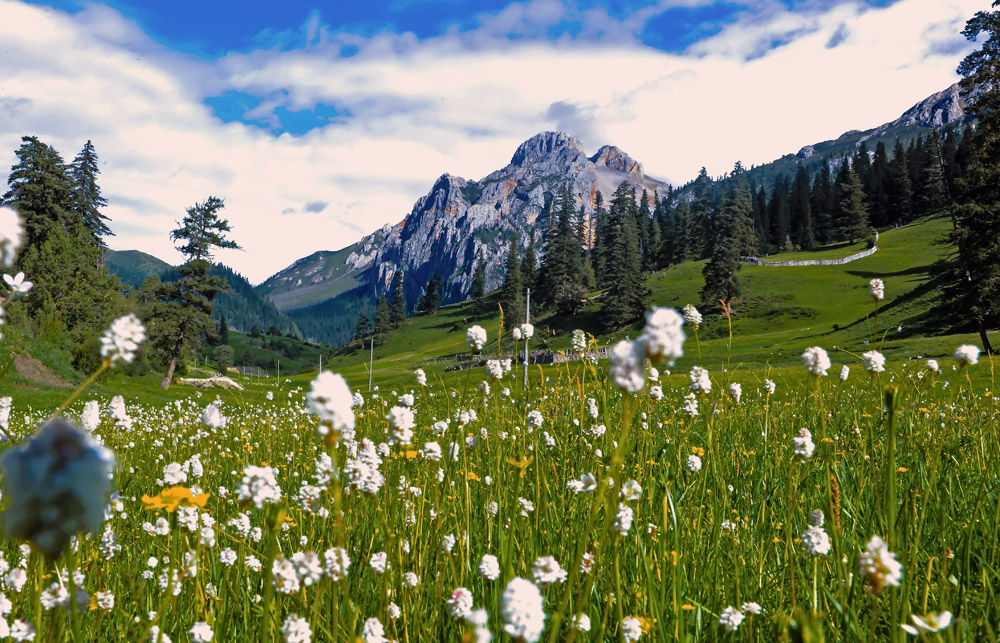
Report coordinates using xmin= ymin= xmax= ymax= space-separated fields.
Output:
xmin=0 ymin=0 xmax=976 ymax=281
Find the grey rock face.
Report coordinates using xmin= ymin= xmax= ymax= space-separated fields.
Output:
xmin=340 ymin=131 xmax=670 ymax=311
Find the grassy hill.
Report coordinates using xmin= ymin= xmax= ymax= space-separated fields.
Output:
xmin=7 ymin=212 xmax=987 ymax=401
xmin=319 ymin=213 xmax=985 ymax=387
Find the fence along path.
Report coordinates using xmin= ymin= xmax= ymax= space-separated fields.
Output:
xmin=740 ymin=232 xmax=879 ymax=267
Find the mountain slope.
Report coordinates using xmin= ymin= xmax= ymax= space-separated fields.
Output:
xmin=261 ymin=132 xmax=669 ymax=345
xmin=105 ymin=249 xmax=302 ymax=337
xmin=731 ymin=83 xmax=973 ymax=189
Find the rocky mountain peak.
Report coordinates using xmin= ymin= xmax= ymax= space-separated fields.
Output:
xmin=590 ymin=145 xmax=644 ymax=182
xmin=509 ymin=131 xmax=584 ymax=167
xmin=896 ymin=83 xmax=968 ymax=128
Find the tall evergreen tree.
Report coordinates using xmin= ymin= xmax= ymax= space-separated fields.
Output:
xmin=417 ymin=272 xmax=443 ymax=315
xmin=943 ymin=7 xmax=1000 ymax=354
xmin=218 ymin=314 xmax=230 ymax=345
xmin=522 ymin=232 xmax=538 ymax=294
xmin=373 ymin=295 xmax=392 ymax=345
xmin=2 ymin=135 xmax=74 ymax=250
xmin=868 ymin=142 xmax=892 ymax=227
xmin=353 ymin=310 xmax=371 ymax=342
xmin=389 ymin=270 xmax=406 ymax=327
xmin=471 ymin=259 xmax=487 ymax=300
xmin=702 ymin=177 xmax=755 ymax=304
xmin=689 ymin=168 xmax=714 ymax=259
xmin=537 ymin=184 xmax=586 ymax=313
xmin=499 ymin=235 xmax=524 ymax=323
xmin=601 ymin=182 xmax=647 ymax=328
xmin=767 ymin=175 xmax=791 ymax=248
xmin=789 ymin=167 xmax=815 ymax=249
xmin=834 ymin=164 xmax=872 ymax=243
xmin=888 ymin=140 xmax=913 ymax=224
xmin=68 ymin=140 xmax=112 ymax=246
xmin=142 ymin=196 xmax=240 ymax=388
xmin=810 ymin=163 xmax=835 ymax=244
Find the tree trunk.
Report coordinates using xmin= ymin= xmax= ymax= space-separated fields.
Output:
xmin=160 ymin=334 xmax=185 ymax=389
xmin=160 ymin=356 xmax=178 ymax=389
xmin=979 ymin=319 xmax=994 ymax=356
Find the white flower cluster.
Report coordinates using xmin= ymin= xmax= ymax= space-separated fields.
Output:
xmin=858 ymin=536 xmax=902 ymax=593
xmin=501 ymin=577 xmax=546 ymax=643
xmin=571 ymin=329 xmax=587 ymax=353
xmin=238 ymin=466 xmax=282 ymax=508
xmin=802 ymin=346 xmax=831 ymax=377
xmin=869 ymin=278 xmax=885 ymax=301
xmin=683 ymin=304 xmax=702 ymax=329
xmin=466 ymin=325 xmax=487 ymax=351
xmin=862 ymin=350 xmax=886 ymax=373
xmin=100 ymin=313 xmax=146 ymax=365
xmin=306 ymin=372 xmax=356 ymax=441
xmin=689 ymin=367 xmax=711 ymax=395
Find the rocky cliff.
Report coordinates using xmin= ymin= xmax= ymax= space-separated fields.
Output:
xmin=261 ymin=132 xmax=668 ymax=327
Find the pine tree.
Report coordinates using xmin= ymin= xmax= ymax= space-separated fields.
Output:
xmin=417 ymin=272 xmax=443 ymax=315
xmin=373 ymin=295 xmax=392 ymax=346
xmin=690 ymin=168 xmax=714 ymax=259
xmin=943 ymin=8 xmax=1000 ymax=354
xmin=389 ymin=270 xmax=406 ymax=327
xmin=471 ymin=259 xmax=487 ymax=300
xmin=68 ymin=140 xmax=113 ymax=246
xmin=810 ymin=163 xmax=835 ymax=244
xmin=702 ymin=168 xmax=757 ymax=305
xmin=767 ymin=175 xmax=791 ymax=248
xmin=789 ymin=167 xmax=815 ymax=249
xmin=888 ymin=140 xmax=913 ymax=224
xmin=2 ymin=135 xmax=74 ymax=250
xmin=752 ymin=186 xmax=769 ymax=251
xmin=601 ymin=182 xmax=647 ymax=328
xmin=537 ymin=184 xmax=586 ymax=313
xmin=868 ymin=142 xmax=892 ymax=227
xmin=522 ymin=232 xmax=538 ymax=294
xmin=353 ymin=310 xmax=371 ymax=342
xmin=143 ymin=196 xmax=240 ymax=388
xmin=218 ymin=314 xmax=230 ymax=345
xmin=499 ymin=235 xmax=524 ymax=323
xmin=834 ymin=164 xmax=872 ymax=243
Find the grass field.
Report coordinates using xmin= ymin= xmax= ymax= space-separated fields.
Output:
xmin=0 ymin=314 xmax=996 ymax=641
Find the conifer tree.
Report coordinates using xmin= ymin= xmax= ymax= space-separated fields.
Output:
xmin=68 ymin=140 xmax=112 ymax=246
xmin=353 ymin=310 xmax=371 ymax=342
xmin=499 ymin=235 xmax=524 ymax=323
xmin=789 ymin=167 xmax=815 ymax=249
xmin=601 ymin=182 xmax=646 ymax=328
xmin=689 ymin=168 xmax=714 ymax=259
xmin=373 ymin=295 xmax=392 ymax=345
xmin=888 ymin=140 xmax=913 ymax=224
xmin=810 ymin=163 xmax=835 ymax=244
xmin=868 ymin=142 xmax=892 ymax=227
xmin=142 ymin=196 xmax=240 ymax=388
xmin=943 ymin=7 xmax=1000 ymax=354
xmin=522 ymin=232 xmax=538 ymax=294
xmin=834 ymin=165 xmax=872 ymax=243
xmin=471 ymin=259 xmax=487 ymax=300
xmin=537 ymin=184 xmax=586 ymax=313
xmin=767 ymin=175 xmax=791 ymax=248
xmin=417 ymin=272 xmax=443 ymax=315
xmin=389 ymin=270 xmax=406 ymax=327
xmin=2 ymin=135 xmax=74 ymax=250
xmin=702 ymin=179 xmax=754 ymax=304
xmin=218 ymin=314 xmax=230 ymax=345
xmin=752 ymin=186 xmax=769 ymax=251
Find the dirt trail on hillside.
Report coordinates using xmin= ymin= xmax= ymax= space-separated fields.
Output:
xmin=11 ymin=352 xmax=72 ymax=388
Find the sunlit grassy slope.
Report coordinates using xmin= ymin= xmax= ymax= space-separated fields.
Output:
xmin=315 ymin=213 xmax=984 ymax=389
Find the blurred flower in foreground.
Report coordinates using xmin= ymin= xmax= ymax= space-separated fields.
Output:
xmin=100 ymin=313 xmax=146 ymax=366
xmin=869 ymin=278 xmax=885 ymax=301
xmin=1 ymin=418 xmax=115 ymax=558
xmin=954 ymin=345 xmax=980 ymax=367
xmin=501 ymin=577 xmax=545 ymax=643
xmin=858 ymin=536 xmax=902 ymax=594
xmin=802 ymin=347 xmax=831 ymax=377
xmin=901 ymin=611 xmax=951 ymax=635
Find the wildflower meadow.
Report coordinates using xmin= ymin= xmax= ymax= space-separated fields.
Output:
xmin=0 ymin=285 xmax=997 ymax=642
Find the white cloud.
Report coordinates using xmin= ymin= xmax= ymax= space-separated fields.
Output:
xmin=0 ymin=0 xmax=982 ymax=283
